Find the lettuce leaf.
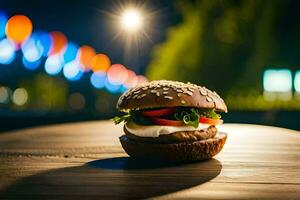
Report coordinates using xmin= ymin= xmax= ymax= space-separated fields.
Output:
xmin=113 ymin=107 xmax=221 ymax=127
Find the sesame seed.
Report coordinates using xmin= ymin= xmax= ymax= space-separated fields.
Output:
xmin=156 ymin=92 xmax=160 ymax=96
xmin=133 ymin=95 xmax=139 ymax=99
xmin=164 ymin=96 xmax=173 ymax=100
xmin=176 ymin=89 xmax=183 ymax=93
xmin=181 ymin=100 xmax=186 ymax=104
xmin=163 ymin=88 xmax=169 ymax=91
xmin=188 ymin=88 xmax=194 ymax=92
xmin=150 ymin=90 xmax=157 ymax=93
xmin=163 ymin=91 xmax=168 ymax=94
xmin=206 ymin=96 xmax=213 ymax=102
xmin=184 ymin=91 xmax=193 ymax=96
xmin=200 ymin=89 xmax=207 ymax=96
xmin=177 ymin=93 xmax=182 ymax=97
xmin=133 ymin=90 xmax=141 ymax=94
xmin=142 ymin=87 xmax=148 ymax=90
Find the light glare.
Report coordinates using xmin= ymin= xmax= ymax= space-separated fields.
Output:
xmin=121 ymin=9 xmax=142 ymax=31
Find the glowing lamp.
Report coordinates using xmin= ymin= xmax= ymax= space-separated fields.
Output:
xmin=91 ymin=54 xmax=111 ymax=72
xmin=6 ymin=15 xmax=32 ymax=43
xmin=121 ymin=9 xmax=143 ymax=32
xmin=263 ymin=69 xmax=292 ymax=92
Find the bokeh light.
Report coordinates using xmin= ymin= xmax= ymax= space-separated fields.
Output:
xmin=294 ymin=71 xmax=300 ymax=93
xmin=63 ymin=42 xmax=78 ymax=63
xmin=63 ymin=60 xmax=83 ymax=81
xmin=37 ymin=31 xmax=52 ymax=56
xmin=119 ymin=85 xmax=129 ymax=93
xmin=0 ymin=86 xmax=10 ymax=104
xmin=105 ymin=78 xmax=121 ymax=93
xmin=6 ymin=15 xmax=32 ymax=43
xmin=12 ymin=88 xmax=28 ymax=106
xmin=22 ymin=56 xmax=41 ymax=70
xmin=91 ymin=54 xmax=111 ymax=72
xmin=136 ymin=75 xmax=148 ymax=85
xmin=0 ymin=38 xmax=15 ymax=64
xmin=0 ymin=12 xmax=146 ymax=96
xmin=21 ymin=34 xmax=43 ymax=62
xmin=123 ymin=69 xmax=138 ymax=88
xmin=45 ymin=54 xmax=64 ymax=75
xmin=49 ymin=31 xmax=67 ymax=55
xmin=90 ymin=71 xmax=106 ymax=89
xmin=0 ymin=11 xmax=8 ymax=39
xmin=77 ymin=45 xmax=96 ymax=71
xmin=263 ymin=69 xmax=292 ymax=92
xmin=107 ymin=64 xmax=128 ymax=85
xmin=69 ymin=93 xmax=85 ymax=110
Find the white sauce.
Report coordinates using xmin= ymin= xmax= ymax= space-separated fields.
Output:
xmin=125 ymin=122 xmax=210 ymax=138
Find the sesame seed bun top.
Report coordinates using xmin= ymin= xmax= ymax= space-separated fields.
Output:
xmin=117 ymin=80 xmax=227 ymax=112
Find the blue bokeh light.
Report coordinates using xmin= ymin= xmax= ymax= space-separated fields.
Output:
xmin=63 ymin=42 xmax=78 ymax=63
xmin=0 ymin=38 xmax=15 ymax=65
xmin=44 ymin=55 xmax=64 ymax=75
xmin=22 ymin=56 xmax=41 ymax=70
xmin=37 ymin=32 xmax=52 ymax=57
xmin=0 ymin=11 xmax=7 ymax=39
xmin=119 ymin=85 xmax=129 ymax=93
xmin=105 ymin=78 xmax=121 ymax=93
xmin=21 ymin=34 xmax=43 ymax=62
xmin=63 ymin=60 xmax=83 ymax=81
xmin=90 ymin=72 xmax=106 ymax=89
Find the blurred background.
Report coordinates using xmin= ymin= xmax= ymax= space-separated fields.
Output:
xmin=0 ymin=0 xmax=300 ymax=132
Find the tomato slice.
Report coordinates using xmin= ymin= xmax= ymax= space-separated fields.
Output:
xmin=150 ymin=117 xmax=185 ymax=126
xmin=199 ymin=117 xmax=223 ymax=125
xmin=142 ymin=108 xmax=175 ymax=117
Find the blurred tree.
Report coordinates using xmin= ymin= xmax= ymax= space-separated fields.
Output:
xmin=147 ymin=0 xmax=300 ymax=96
xmin=21 ymin=74 xmax=67 ymax=111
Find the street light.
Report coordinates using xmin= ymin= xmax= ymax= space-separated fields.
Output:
xmin=120 ymin=9 xmax=143 ymax=32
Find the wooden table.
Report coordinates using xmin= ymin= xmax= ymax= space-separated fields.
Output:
xmin=0 ymin=121 xmax=299 ymax=199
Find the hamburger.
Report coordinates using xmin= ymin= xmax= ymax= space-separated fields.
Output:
xmin=114 ymin=80 xmax=227 ymax=162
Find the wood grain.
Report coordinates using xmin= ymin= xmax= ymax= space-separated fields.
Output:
xmin=0 ymin=121 xmax=299 ymax=199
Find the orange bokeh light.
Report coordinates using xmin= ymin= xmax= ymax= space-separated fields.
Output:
xmin=49 ymin=31 xmax=67 ymax=55
xmin=123 ymin=70 xmax=138 ymax=88
xmin=6 ymin=15 xmax=33 ymax=43
xmin=107 ymin=64 xmax=128 ymax=85
xmin=137 ymin=75 xmax=148 ymax=84
xmin=91 ymin=54 xmax=111 ymax=72
xmin=77 ymin=45 xmax=96 ymax=71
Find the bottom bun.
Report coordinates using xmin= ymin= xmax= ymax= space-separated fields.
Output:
xmin=119 ymin=132 xmax=227 ymax=163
